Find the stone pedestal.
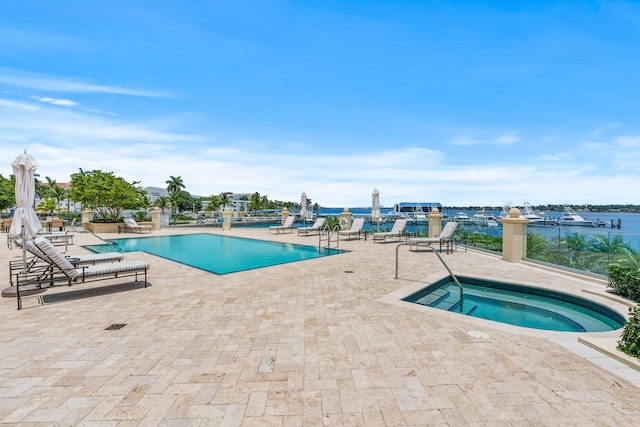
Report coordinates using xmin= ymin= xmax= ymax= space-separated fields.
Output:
xmin=500 ymin=208 xmax=530 ymax=262
xmin=222 ymin=208 xmax=231 ymax=231
xmin=280 ymin=207 xmax=289 ymax=225
xmin=81 ymin=209 xmax=93 ymax=224
xmin=151 ymin=207 xmax=162 ymax=230
xmin=339 ymin=208 xmax=352 ymax=229
xmin=428 ymin=208 xmax=443 ymax=238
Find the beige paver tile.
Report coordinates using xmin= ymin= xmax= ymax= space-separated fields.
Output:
xmin=0 ymin=227 xmax=638 ymax=425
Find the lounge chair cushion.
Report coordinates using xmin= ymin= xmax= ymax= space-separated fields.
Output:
xmin=34 ymin=236 xmax=149 ymax=282
xmin=79 ymin=261 xmax=150 ymax=278
xmin=34 ymin=236 xmax=78 ymax=279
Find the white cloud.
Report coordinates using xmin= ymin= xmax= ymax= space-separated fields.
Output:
xmin=615 ymin=135 xmax=640 ymax=148
xmin=31 ymin=96 xmax=79 ymax=107
xmin=493 ymin=134 xmax=520 ymax=145
xmin=0 ymin=67 xmax=170 ymax=97
xmin=1 ymin=96 xmax=639 ymax=207
xmin=451 ymin=136 xmax=481 ymax=146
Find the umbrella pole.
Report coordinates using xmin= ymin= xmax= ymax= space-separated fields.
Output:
xmin=17 ymin=225 xmax=26 ymax=310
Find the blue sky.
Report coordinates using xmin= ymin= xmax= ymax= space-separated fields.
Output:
xmin=1 ymin=1 xmax=639 ymax=207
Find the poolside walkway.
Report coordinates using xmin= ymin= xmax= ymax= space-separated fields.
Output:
xmin=1 ymin=227 xmax=639 ymax=426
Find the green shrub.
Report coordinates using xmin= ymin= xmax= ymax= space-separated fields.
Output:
xmin=607 ymin=265 xmax=640 ymax=301
xmin=618 ymin=304 xmax=640 ymax=359
xmin=323 ymin=216 xmax=341 ymax=231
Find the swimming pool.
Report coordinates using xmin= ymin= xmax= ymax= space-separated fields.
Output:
xmin=84 ymin=233 xmax=346 ymax=274
xmin=403 ymin=276 xmax=626 ymax=332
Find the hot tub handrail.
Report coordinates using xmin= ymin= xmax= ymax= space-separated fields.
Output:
xmin=395 ymin=242 xmax=464 ymax=312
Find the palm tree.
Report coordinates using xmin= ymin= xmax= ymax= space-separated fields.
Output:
xmin=219 ymin=192 xmax=232 ymax=210
xmin=250 ymin=192 xmax=261 ymax=211
xmin=165 ymin=176 xmax=185 ymax=195
xmin=37 ymin=198 xmax=58 ymax=216
xmin=139 ymin=194 xmax=153 ymax=218
xmin=154 ymin=196 xmax=170 ymax=213
xmin=45 ymin=177 xmax=67 ymax=212
xmin=205 ymin=194 xmax=221 ymax=215
xmin=169 ymin=191 xmax=183 ymax=215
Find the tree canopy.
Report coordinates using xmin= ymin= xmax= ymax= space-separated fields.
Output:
xmin=0 ymin=174 xmax=15 ymax=211
xmin=68 ymin=169 xmax=144 ymax=221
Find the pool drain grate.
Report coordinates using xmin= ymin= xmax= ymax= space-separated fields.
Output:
xmin=105 ymin=324 xmax=127 ymax=330
xmin=344 ymin=270 xmax=354 ymax=273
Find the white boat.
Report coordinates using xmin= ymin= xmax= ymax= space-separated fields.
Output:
xmin=453 ymin=212 xmax=470 ymax=222
xmin=555 ymin=207 xmax=594 ymax=227
xmin=471 ymin=209 xmax=499 ymax=227
xmin=394 ymin=202 xmax=439 ymax=224
xmin=521 ymin=202 xmax=551 ymax=225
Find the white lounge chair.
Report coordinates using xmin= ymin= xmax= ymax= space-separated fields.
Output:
xmin=24 ymin=238 xmax=124 ymax=265
xmin=269 ymin=216 xmax=296 ymax=234
xmin=34 ymin=236 xmax=149 ymax=286
xmin=122 ymin=218 xmax=152 ymax=234
xmin=408 ymin=221 xmax=458 ymax=253
xmin=39 ymin=230 xmax=74 ymax=251
xmin=297 ymin=217 xmax=326 ymax=236
xmin=372 ymin=218 xmax=408 ymax=243
xmin=338 ymin=217 xmax=365 ymax=240
xmin=9 ymin=239 xmax=126 ymax=287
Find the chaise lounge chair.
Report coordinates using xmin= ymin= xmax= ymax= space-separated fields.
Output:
xmin=372 ymin=218 xmax=408 ymax=243
xmin=408 ymin=221 xmax=458 ymax=253
xmin=39 ymin=230 xmax=75 ymax=251
xmin=9 ymin=239 xmax=126 ymax=286
xmin=269 ymin=216 xmax=296 ymax=234
xmin=33 ymin=236 xmax=150 ymax=286
xmin=297 ymin=217 xmax=326 ymax=236
xmin=338 ymin=217 xmax=366 ymax=240
xmin=122 ymin=218 xmax=152 ymax=234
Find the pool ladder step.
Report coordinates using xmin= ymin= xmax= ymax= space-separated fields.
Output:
xmin=449 ymin=301 xmax=477 ymax=315
xmin=414 ymin=289 xmax=450 ymax=306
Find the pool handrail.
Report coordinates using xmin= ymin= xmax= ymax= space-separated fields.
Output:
xmin=395 ymin=242 xmax=464 ymax=312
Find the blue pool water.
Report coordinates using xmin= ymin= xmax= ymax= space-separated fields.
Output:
xmin=84 ymin=233 xmax=346 ymax=274
xmin=403 ymin=276 xmax=626 ymax=332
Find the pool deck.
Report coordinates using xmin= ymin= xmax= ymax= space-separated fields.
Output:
xmin=1 ymin=226 xmax=639 ymax=426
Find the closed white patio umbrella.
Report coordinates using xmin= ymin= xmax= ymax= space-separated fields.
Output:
xmin=6 ymin=151 xmax=44 ymax=309
xmin=9 ymin=151 xmax=42 ymax=241
xmin=300 ymin=191 xmax=308 ymax=224
xmin=371 ymin=188 xmax=381 ymax=229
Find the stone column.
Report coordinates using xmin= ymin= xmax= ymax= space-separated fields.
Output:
xmin=339 ymin=208 xmax=352 ymax=229
xmin=500 ymin=207 xmax=530 ymax=262
xmin=280 ymin=207 xmax=289 ymax=225
xmin=222 ymin=207 xmax=232 ymax=231
xmin=428 ymin=207 xmax=443 ymax=238
xmin=81 ymin=209 xmax=93 ymax=225
xmin=151 ymin=207 xmax=162 ymax=230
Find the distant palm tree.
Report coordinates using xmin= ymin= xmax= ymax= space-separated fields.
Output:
xmin=169 ymin=191 xmax=183 ymax=214
xmin=219 ymin=192 xmax=232 ymax=209
xmin=250 ymin=192 xmax=261 ymax=211
xmin=45 ymin=177 xmax=67 ymax=212
xmin=154 ymin=196 xmax=170 ymax=213
xmin=206 ymin=194 xmax=221 ymax=215
xmin=139 ymin=194 xmax=153 ymax=217
xmin=37 ymin=198 xmax=58 ymax=216
xmin=165 ymin=176 xmax=185 ymax=194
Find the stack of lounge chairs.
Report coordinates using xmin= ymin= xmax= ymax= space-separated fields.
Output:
xmin=5 ymin=236 xmax=150 ymax=310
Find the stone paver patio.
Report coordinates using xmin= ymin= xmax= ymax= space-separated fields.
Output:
xmin=1 ymin=226 xmax=639 ymax=426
